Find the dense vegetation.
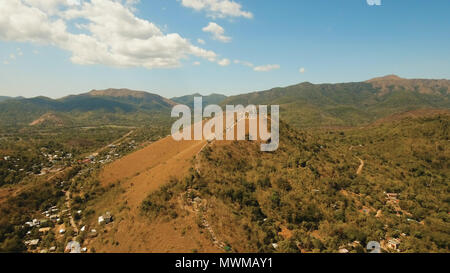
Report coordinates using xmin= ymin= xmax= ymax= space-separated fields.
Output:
xmin=223 ymin=77 xmax=450 ymax=128
xmin=142 ymin=114 xmax=449 ymax=253
xmin=0 ymin=89 xmax=174 ymax=128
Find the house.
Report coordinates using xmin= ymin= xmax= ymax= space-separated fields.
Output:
xmin=59 ymin=229 xmax=66 ymax=234
xmin=338 ymin=248 xmax=349 ymax=253
xmin=90 ymin=229 xmax=98 ymax=238
xmin=39 ymin=227 xmax=51 ymax=234
xmin=65 ymin=241 xmax=81 ymax=253
xmin=98 ymin=212 xmax=113 ymax=225
xmin=49 ymin=246 xmax=56 ymax=252
xmin=386 ymin=193 xmax=399 ymax=202
xmin=387 ymin=239 xmax=400 ymax=250
xmin=25 ymin=239 xmax=39 ymax=247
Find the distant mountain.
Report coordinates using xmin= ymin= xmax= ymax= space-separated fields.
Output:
xmin=0 ymin=96 xmax=23 ymax=102
xmin=0 ymin=89 xmax=176 ymax=128
xmin=1 ymin=76 xmax=448 ymax=129
xmin=171 ymin=93 xmax=227 ymax=108
xmin=222 ymin=75 xmax=450 ymax=128
xmin=0 ymin=96 xmax=10 ymax=102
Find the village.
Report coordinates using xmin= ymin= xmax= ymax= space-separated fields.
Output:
xmin=13 ymin=138 xmax=142 ymax=253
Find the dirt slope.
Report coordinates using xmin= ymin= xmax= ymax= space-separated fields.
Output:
xmin=88 ymin=121 xmax=221 ymax=252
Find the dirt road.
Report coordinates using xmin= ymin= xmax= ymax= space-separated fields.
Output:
xmin=65 ymin=191 xmax=78 ymax=233
xmin=356 ymin=157 xmax=364 ymax=175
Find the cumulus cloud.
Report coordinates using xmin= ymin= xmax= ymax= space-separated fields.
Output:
xmin=217 ymin=58 xmax=230 ymax=66
xmin=253 ymin=64 xmax=280 ymax=72
xmin=202 ymin=22 xmax=231 ymax=43
xmin=181 ymin=0 xmax=253 ymax=19
xmin=0 ymin=0 xmax=219 ymax=69
xmin=299 ymin=67 xmax=305 ymax=73
xmin=197 ymin=38 xmax=205 ymax=45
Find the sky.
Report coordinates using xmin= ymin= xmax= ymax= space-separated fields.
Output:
xmin=0 ymin=0 xmax=449 ymax=99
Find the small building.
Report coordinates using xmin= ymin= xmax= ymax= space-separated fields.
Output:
xmin=386 ymin=193 xmax=398 ymax=199
xmin=98 ymin=212 xmax=113 ymax=225
xmin=59 ymin=229 xmax=66 ymax=234
xmin=387 ymin=239 xmax=400 ymax=250
xmin=25 ymin=239 xmax=40 ymax=248
xmin=338 ymin=248 xmax=349 ymax=253
xmin=39 ymin=227 xmax=51 ymax=234
xmin=65 ymin=241 xmax=81 ymax=253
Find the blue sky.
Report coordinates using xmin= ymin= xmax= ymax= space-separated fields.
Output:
xmin=0 ymin=0 xmax=449 ymax=99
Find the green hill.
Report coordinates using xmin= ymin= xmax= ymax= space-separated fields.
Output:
xmin=223 ymin=75 xmax=450 ymax=128
xmin=0 ymin=89 xmax=175 ymax=128
xmin=142 ymin=113 xmax=450 ymax=253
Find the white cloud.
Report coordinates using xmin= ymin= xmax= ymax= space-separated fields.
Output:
xmin=181 ymin=0 xmax=253 ymax=19
xmin=23 ymin=0 xmax=81 ymax=15
xmin=193 ymin=61 xmax=201 ymax=65
xmin=253 ymin=64 xmax=280 ymax=72
xmin=3 ymin=60 xmax=9 ymax=65
xmin=197 ymin=38 xmax=205 ymax=45
xmin=299 ymin=67 xmax=305 ymax=73
xmin=9 ymin=54 xmax=16 ymax=60
xmin=217 ymin=58 xmax=230 ymax=66
xmin=0 ymin=0 xmax=219 ymax=69
xmin=202 ymin=22 xmax=231 ymax=43
xmin=234 ymin=59 xmax=253 ymax=67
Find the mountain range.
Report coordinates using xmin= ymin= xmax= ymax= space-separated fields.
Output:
xmin=223 ymin=75 xmax=449 ymax=128
xmin=0 ymin=75 xmax=448 ymax=129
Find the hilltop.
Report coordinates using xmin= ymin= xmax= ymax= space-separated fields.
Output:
xmin=366 ymin=75 xmax=450 ymax=96
xmin=133 ymin=112 xmax=449 ymax=253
